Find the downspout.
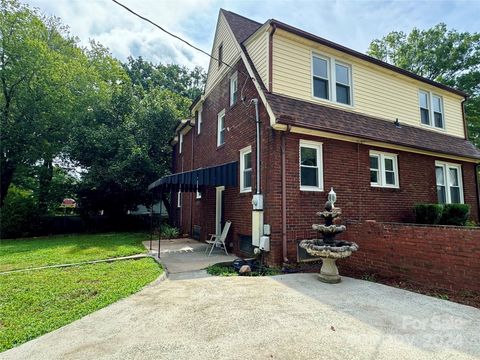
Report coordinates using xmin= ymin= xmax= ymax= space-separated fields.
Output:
xmin=190 ymin=121 xmax=194 ymax=236
xmin=253 ymin=99 xmax=261 ymax=194
xmin=475 ymin=164 xmax=480 ymax=223
xmin=281 ymin=127 xmax=290 ymax=262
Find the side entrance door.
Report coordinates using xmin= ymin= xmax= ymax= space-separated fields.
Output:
xmin=215 ymin=186 xmax=225 ymax=235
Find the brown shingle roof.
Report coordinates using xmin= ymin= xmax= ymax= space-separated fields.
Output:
xmin=221 ymin=9 xmax=262 ymax=44
xmin=266 ymin=93 xmax=480 ymax=160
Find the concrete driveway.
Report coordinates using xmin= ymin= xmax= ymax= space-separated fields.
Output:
xmin=2 ymin=273 xmax=479 ymax=360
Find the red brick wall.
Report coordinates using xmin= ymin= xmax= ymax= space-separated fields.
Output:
xmin=172 ymin=59 xmax=480 ymax=264
xmin=340 ymin=222 xmax=480 ymax=291
xmin=172 ymin=59 xmax=270 ymax=254
xmin=265 ymin=131 xmax=480 ymax=264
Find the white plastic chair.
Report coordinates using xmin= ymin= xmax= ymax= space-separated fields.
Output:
xmin=205 ymin=221 xmax=232 ymax=256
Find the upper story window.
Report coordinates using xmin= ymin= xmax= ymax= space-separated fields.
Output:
xmin=177 ymin=190 xmax=182 ymax=208
xmin=335 ymin=63 xmax=351 ymax=105
xmin=369 ymin=150 xmax=399 ymax=188
xmin=313 ymin=56 xmax=329 ymax=100
xmin=435 ymin=161 xmax=463 ymax=204
xmin=419 ymin=90 xmax=444 ymax=129
xmin=197 ymin=106 xmax=202 ymax=135
xmin=312 ymin=54 xmax=352 ymax=105
xmin=230 ymin=72 xmax=238 ymax=106
xmin=217 ymin=109 xmax=225 ymax=147
xmin=179 ymin=133 xmax=183 ymax=154
xmin=240 ymin=146 xmax=252 ymax=193
xmin=299 ymin=140 xmax=323 ymax=191
xmin=218 ymin=43 xmax=223 ymax=67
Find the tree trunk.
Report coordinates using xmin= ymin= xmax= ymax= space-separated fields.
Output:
xmin=0 ymin=157 xmax=16 ymax=207
xmin=38 ymin=157 xmax=53 ymax=214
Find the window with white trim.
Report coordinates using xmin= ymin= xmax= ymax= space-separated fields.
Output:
xmin=419 ymin=90 xmax=444 ymax=129
xmin=230 ymin=72 xmax=238 ymax=106
xmin=435 ymin=161 xmax=463 ymax=204
xmin=240 ymin=146 xmax=252 ymax=192
xmin=177 ymin=190 xmax=182 ymax=208
xmin=217 ymin=109 xmax=225 ymax=146
xmin=312 ymin=54 xmax=352 ymax=105
xmin=197 ymin=106 xmax=202 ymax=135
xmin=299 ymin=140 xmax=323 ymax=191
xmin=369 ymin=151 xmax=399 ymax=188
xmin=179 ymin=133 xmax=183 ymax=154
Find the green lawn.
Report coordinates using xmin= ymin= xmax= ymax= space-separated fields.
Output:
xmin=0 ymin=232 xmax=149 ymax=272
xmin=0 ymin=258 xmax=162 ymax=352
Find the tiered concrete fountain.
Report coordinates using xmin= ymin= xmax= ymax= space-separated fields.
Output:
xmin=299 ymin=200 xmax=358 ymax=283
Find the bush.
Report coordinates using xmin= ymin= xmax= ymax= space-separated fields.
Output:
xmin=0 ymin=186 xmax=40 ymax=238
xmin=414 ymin=204 xmax=443 ymax=224
xmin=160 ymin=224 xmax=180 ymax=239
xmin=440 ymin=204 xmax=470 ymax=226
xmin=414 ymin=203 xmax=470 ymax=226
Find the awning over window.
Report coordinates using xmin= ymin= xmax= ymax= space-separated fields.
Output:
xmin=148 ymin=161 xmax=238 ymax=192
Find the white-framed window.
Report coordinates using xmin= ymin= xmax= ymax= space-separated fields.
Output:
xmin=177 ymin=190 xmax=182 ymax=208
xmin=369 ymin=150 xmax=399 ymax=188
xmin=197 ymin=106 xmax=202 ymax=135
xmin=335 ymin=62 xmax=351 ymax=105
xmin=312 ymin=53 xmax=352 ymax=106
xmin=239 ymin=146 xmax=252 ymax=193
xmin=230 ymin=72 xmax=238 ymax=106
xmin=419 ymin=90 xmax=444 ymax=129
xmin=435 ymin=161 xmax=463 ymax=204
xmin=179 ymin=133 xmax=183 ymax=154
xmin=195 ymin=180 xmax=201 ymax=199
xmin=217 ymin=109 xmax=225 ymax=147
xmin=299 ymin=140 xmax=323 ymax=191
xmin=312 ymin=55 xmax=330 ymax=100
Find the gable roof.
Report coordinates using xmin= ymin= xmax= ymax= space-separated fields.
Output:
xmin=266 ymin=93 xmax=480 ymax=160
xmin=221 ymin=10 xmax=467 ymax=98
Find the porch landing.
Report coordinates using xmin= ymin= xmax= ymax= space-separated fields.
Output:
xmin=142 ymin=238 xmax=236 ymax=275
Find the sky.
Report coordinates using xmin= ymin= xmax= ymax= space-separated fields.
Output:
xmin=25 ymin=0 xmax=480 ymax=70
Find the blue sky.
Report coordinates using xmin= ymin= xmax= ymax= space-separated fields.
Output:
xmin=25 ymin=0 xmax=480 ymax=70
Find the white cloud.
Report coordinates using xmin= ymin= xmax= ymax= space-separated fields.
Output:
xmin=24 ymin=0 xmax=479 ymax=70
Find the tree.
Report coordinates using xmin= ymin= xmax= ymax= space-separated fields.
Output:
xmin=0 ymin=0 xmax=94 ymax=207
xmin=367 ymin=24 xmax=480 ymax=146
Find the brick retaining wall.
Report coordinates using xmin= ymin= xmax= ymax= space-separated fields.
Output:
xmin=340 ymin=221 xmax=480 ymax=292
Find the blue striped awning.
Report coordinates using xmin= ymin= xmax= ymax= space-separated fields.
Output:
xmin=148 ymin=161 xmax=238 ymax=192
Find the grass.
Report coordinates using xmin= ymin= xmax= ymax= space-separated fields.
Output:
xmin=0 ymin=258 xmax=162 ymax=352
xmin=0 ymin=232 xmax=149 ymax=272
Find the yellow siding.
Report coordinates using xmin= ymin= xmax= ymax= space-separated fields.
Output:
xmin=205 ymin=14 xmax=240 ymax=94
xmin=245 ymin=31 xmax=269 ymax=88
xmin=272 ymin=29 xmax=465 ymax=138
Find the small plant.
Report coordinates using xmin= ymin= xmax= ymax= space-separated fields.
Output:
xmin=361 ymin=273 xmax=377 ymax=282
xmin=206 ymin=263 xmax=238 ymax=276
xmin=414 ymin=204 xmax=443 ymax=224
xmin=440 ymin=204 xmax=470 ymax=226
xmin=160 ymin=224 xmax=180 ymax=239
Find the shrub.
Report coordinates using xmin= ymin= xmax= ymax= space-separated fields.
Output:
xmin=160 ymin=224 xmax=180 ymax=239
xmin=0 ymin=186 xmax=40 ymax=238
xmin=414 ymin=204 xmax=443 ymax=224
xmin=440 ymin=204 xmax=470 ymax=226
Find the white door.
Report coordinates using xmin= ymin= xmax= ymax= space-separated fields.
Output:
xmin=215 ymin=186 xmax=225 ymax=235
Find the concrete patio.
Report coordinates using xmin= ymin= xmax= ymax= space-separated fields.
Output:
xmin=143 ymin=237 xmax=236 ymax=276
xmin=2 ymin=272 xmax=479 ymax=360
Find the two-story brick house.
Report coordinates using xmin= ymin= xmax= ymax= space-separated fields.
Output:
xmin=149 ymin=9 xmax=480 ymax=264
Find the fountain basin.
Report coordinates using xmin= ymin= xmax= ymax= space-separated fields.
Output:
xmin=299 ymin=239 xmax=359 ymax=283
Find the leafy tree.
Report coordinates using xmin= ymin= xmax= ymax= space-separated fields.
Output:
xmin=0 ymin=0 xmax=94 ymax=208
xmin=367 ymin=24 xmax=480 ymax=146
xmin=123 ymin=56 xmax=206 ymax=100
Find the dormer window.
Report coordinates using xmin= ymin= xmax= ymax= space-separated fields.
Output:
xmin=419 ymin=90 xmax=444 ymax=129
xmin=218 ymin=43 xmax=223 ymax=67
xmin=312 ymin=54 xmax=352 ymax=105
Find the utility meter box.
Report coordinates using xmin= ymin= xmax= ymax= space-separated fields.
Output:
xmin=252 ymin=194 xmax=263 ymax=211
xmin=259 ymin=236 xmax=270 ymax=251
xmin=263 ymin=224 xmax=271 ymax=236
